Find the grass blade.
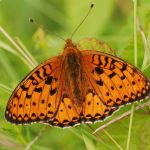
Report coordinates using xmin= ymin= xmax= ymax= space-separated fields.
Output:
xmin=0 ymin=26 xmax=36 ymax=69
xmin=0 ymin=83 xmax=12 ymax=93
xmin=103 ymin=129 xmax=124 ymax=150
xmin=15 ymin=37 xmax=38 ymax=66
xmin=126 ymin=1 xmax=137 ymax=149
xmin=82 ymin=134 xmax=96 ymax=150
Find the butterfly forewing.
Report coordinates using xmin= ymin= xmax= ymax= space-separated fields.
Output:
xmin=5 ymin=56 xmax=62 ymax=124
xmin=82 ymin=50 xmax=150 ymax=107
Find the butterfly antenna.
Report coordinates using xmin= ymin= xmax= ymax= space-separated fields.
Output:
xmin=29 ymin=18 xmax=66 ymax=42
xmin=70 ymin=4 xmax=94 ymax=39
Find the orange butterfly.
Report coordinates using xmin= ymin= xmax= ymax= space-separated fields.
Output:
xmin=5 ymin=4 xmax=150 ymax=128
xmin=5 ymin=38 xmax=150 ymax=127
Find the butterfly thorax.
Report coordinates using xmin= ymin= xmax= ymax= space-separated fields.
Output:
xmin=62 ymin=39 xmax=85 ymax=106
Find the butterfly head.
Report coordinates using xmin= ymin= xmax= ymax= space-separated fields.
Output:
xmin=64 ymin=39 xmax=78 ymax=52
xmin=65 ymin=39 xmax=74 ymax=47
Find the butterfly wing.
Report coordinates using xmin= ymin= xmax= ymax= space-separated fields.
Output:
xmin=44 ymin=81 xmax=117 ymax=127
xmin=5 ymin=56 xmax=63 ymax=124
xmin=43 ymin=50 xmax=150 ymax=128
xmin=45 ymin=96 xmax=82 ymax=128
xmin=44 ymin=93 xmax=116 ymax=128
xmin=82 ymin=50 xmax=150 ymax=108
xmin=6 ymin=49 xmax=150 ymax=127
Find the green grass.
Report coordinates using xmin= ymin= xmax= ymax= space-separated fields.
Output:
xmin=126 ymin=0 xmax=137 ymax=149
xmin=0 ymin=0 xmax=150 ymax=150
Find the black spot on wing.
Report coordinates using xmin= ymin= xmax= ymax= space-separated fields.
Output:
xmin=35 ymin=70 xmax=43 ymax=80
xmin=26 ymin=94 xmax=31 ymax=98
xmin=21 ymin=85 xmax=28 ymax=91
xmin=95 ymin=67 xmax=104 ymax=74
xmin=98 ymin=55 xmax=102 ymax=65
xmin=29 ymin=75 xmax=35 ymax=80
xmin=120 ymin=64 xmax=127 ymax=72
xmin=109 ymin=72 xmax=116 ymax=78
xmin=96 ymin=79 xmax=103 ymax=86
xmin=34 ymin=87 xmax=42 ymax=93
xmin=42 ymin=66 xmax=47 ymax=77
xmin=104 ymin=57 xmax=109 ymax=67
xmin=45 ymin=76 xmax=53 ymax=85
xmin=121 ymin=75 xmax=126 ymax=80
xmin=50 ymin=88 xmax=57 ymax=95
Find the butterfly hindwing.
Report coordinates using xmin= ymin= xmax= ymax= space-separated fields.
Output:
xmin=82 ymin=90 xmax=117 ymax=124
xmin=44 ymin=91 xmax=117 ymax=128
xmin=44 ymin=77 xmax=117 ymax=128
xmin=45 ymin=96 xmax=82 ymax=127
xmin=82 ymin=50 xmax=150 ymax=107
xmin=5 ymin=57 xmax=62 ymax=124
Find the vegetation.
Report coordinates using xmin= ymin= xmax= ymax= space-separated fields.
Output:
xmin=0 ymin=0 xmax=150 ymax=149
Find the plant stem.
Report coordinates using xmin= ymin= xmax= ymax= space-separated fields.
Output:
xmin=134 ymin=0 xmax=138 ymax=67
xmin=126 ymin=104 xmax=134 ymax=150
xmin=126 ymin=0 xmax=137 ymax=149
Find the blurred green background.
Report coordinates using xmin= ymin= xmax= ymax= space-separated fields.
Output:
xmin=0 ymin=0 xmax=150 ymax=150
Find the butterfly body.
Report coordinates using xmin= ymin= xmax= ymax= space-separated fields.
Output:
xmin=62 ymin=39 xmax=85 ymax=106
xmin=5 ymin=38 xmax=150 ymax=127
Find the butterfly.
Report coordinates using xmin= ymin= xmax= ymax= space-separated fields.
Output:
xmin=5 ymin=38 xmax=150 ymax=128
